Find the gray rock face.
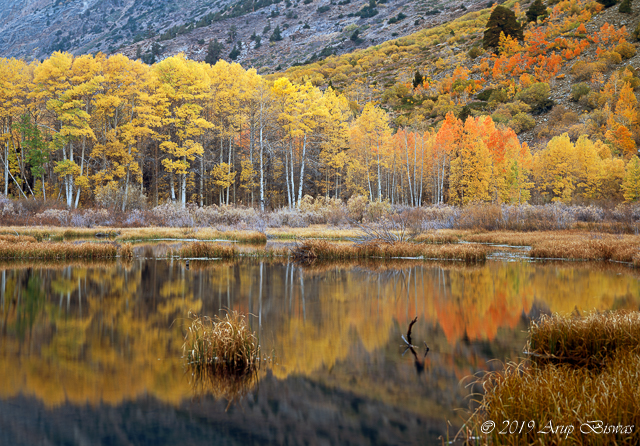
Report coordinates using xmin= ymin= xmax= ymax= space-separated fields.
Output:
xmin=0 ymin=0 xmax=485 ymax=71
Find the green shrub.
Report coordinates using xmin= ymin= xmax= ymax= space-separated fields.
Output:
xmin=619 ymin=0 xmax=632 ymax=13
xmin=515 ymin=83 xmax=554 ymax=114
xmin=488 ymin=88 xmax=509 ymax=106
xmin=476 ymin=88 xmax=495 ymax=101
xmin=510 ymin=112 xmax=536 ymax=133
xmin=468 ymin=45 xmax=484 ymax=59
xmin=571 ymin=82 xmax=590 ymax=102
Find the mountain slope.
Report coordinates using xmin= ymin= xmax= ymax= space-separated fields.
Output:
xmin=0 ymin=0 xmax=485 ymax=71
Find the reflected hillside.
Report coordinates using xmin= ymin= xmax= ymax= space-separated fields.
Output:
xmin=0 ymin=259 xmax=639 ymax=412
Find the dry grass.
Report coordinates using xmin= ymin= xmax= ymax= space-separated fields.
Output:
xmin=0 ymin=226 xmax=267 ymax=243
xmin=462 ymin=230 xmax=573 ymax=246
xmin=413 ymin=231 xmax=460 ymax=244
xmin=530 ymin=237 xmax=640 ymax=262
xmin=119 ymin=243 xmax=134 ymax=259
xmin=468 ymin=312 xmax=640 ymax=445
xmin=291 ymin=240 xmax=487 ymax=262
xmin=266 ymin=225 xmax=364 ymax=240
xmin=0 ymin=240 xmax=117 ymax=260
xmin=118 ymin=227 xmax=267 ymax=244
xmin=182 ymin=310 xmax=260 ymax=374
xmin=244 ymin=246 xmax=291 ymax=258
xmin=0 ymin=234 xmax=37 ymax=243
xmin=526 ymin=312 xmax=640 ymax=366
xmin=462 ymin=231 xmax=640 ymax=263
xmin=178 ymin=242 xmax=239 ymax=259
xmin=472 ymin=355 xmax=640 ymax=445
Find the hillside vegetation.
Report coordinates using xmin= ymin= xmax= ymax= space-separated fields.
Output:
xmin=0 ymin=0 xmax=481 ymax=72
xmin=0 ymin=0 xmax=640 ymax=217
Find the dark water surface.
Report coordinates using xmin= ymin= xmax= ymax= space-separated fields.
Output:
xmin=0 ymin=257 xmax=639 ymax=445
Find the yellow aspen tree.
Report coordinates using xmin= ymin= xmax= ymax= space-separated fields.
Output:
xmin=239 ymin=158 xmax=258 ymax=203
xmin=449 ymin=116 xmax=492 ymax=204
xmin=67 ymin=54 xmax=103 ymax=208
xmin=319 ymin=87 xmax=350 ymax=199
xmin=32 ymin=52 xmax=98 ymax=208
xmin=211 ymin=162 xmax=236 ymax=204
xmin=349 ymin=102 xmax=391 ymax=201
xmin=270 ymin=77 xmax=299 ymax=208
xmin=0 ymin=58 xmax=31 ymax=198
xmin=600 ymin=157 xmax=626 ymax=201
xmin=533 ymin=134 xmax=578 ymax=203
xmin=574 ymin=135 xmax=604 ymax=199
xmin=605 ymin=82 xmax=638 ymax=158
xmin=154 ymin=54 xmax=213 ymax=207
xmin=622 ymin=155 xmax=640 ymax=202
xmin=92 ymin=54 xmax=160 ymax=211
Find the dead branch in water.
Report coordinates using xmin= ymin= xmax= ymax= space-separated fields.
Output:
xmin=403 ymin=317 xmax=418 ymax=347
xmin=401 ymin=317 xmax=430 ymax=375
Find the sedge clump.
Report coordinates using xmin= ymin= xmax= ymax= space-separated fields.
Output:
xmin=182 ymin=310 xmax=260 ymax=374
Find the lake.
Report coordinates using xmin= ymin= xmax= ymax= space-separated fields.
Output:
xmin=1 ymin=256 xmax=638 ymax=445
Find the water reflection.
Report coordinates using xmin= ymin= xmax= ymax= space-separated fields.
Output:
xmin=0 ymin=258 xmax=639 ymax=444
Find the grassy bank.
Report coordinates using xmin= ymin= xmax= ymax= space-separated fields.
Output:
xmin=0 ymin=226 xmax=267 ymax=244
xmin=292 ymin=240 xmax=487 ymax=262
xmin=0 ymin=225 xmax=639 ymax=265
xmin=177 ymin=242 xmax=289 ymax=259
xmin=464 ymin=231 xmax=640 ymax=263
xmin=468 ymin=312 xmax=640 ymax=445
xmin=0 ymin=237 xmax=121 ymax=260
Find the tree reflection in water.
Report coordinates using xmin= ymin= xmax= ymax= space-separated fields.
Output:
xmin=0 ymin=258 xmax=638 ymax=427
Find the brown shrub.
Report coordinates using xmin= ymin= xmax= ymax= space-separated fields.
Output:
xmin=571 ymin=60 xmax=606 ymax=81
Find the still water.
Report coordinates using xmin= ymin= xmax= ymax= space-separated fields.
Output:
xmin=0 ymin=256 xmax=639 ymax=445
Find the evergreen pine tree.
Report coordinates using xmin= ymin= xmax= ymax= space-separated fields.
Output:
xmin=205 ymin=39 xmax=224 ymax=64
xmin=412 ymin=70 xmax=424 ymax=89
xmin=270 ymin=25 xmax=283 ymax=42
xmin=458 ymin=105 xmax=471 ymax=123
xmin=597 ymin=0 xmax=616 ymax=7
xmin=526 ymin=0 xmax=547 ymax=22
xmin=229 ymin=42 xmax=241 ymax=60
xmin=483 ymin=6 xmax=524 ymax=50
xmin=619 ymin=0 xmax=632 ymax=13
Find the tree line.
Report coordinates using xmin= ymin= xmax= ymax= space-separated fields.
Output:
xmin=0 ymin=51 xmax=638 ymax=211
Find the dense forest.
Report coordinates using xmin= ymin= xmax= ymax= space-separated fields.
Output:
xmin=1 ymin=0 xmax=640 ymax=212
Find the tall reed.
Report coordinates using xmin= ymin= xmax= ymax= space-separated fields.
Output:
xmin=526 ymin=311 xmax=640 ymax=366
xmin=468 ymin=312 xmax=640 ymax=445
xmin=182 ymin=310 xmax=260 ymax=373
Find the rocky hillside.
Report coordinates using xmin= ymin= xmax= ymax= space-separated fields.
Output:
xmin=0 ymin=0 xmax=485 ymax=71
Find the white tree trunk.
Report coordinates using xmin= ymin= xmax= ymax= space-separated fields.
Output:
xmin=259 ymin=125 xmax=265 ymax=211
xmin=296 ymin=134 xmax=307 ymax=206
